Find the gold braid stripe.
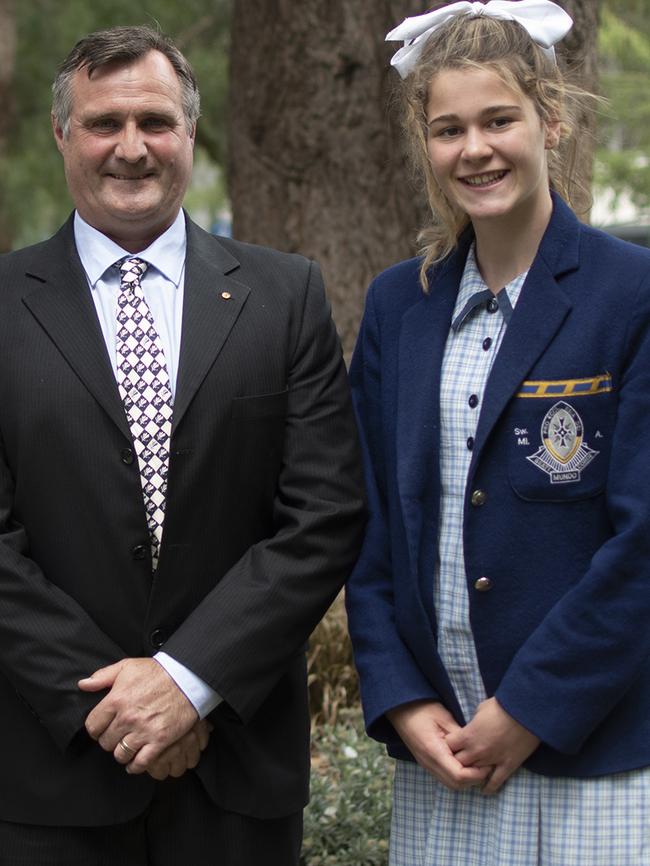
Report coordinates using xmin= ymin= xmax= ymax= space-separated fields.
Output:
xmin=517 ymin=374 xmax=613 ymax=399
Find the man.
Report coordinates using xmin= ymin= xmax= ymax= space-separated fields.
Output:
xmin=0 ymin=25 xmax=365 ymax=865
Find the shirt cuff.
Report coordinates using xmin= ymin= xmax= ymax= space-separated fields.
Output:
xmin=154 ymin=652 xmax=222 ymax=719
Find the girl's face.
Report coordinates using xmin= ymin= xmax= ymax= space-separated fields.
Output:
xmin=426 ymin=65 xmax=560 ymax=229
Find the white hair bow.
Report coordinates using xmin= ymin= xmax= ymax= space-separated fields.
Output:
xmin=386 ymin=0 xmax=573 ymax=78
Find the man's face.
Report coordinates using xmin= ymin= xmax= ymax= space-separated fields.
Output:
xmin=52 ymin=50 xmax=195 ymax=252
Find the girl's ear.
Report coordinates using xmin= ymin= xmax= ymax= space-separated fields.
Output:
xmin=544 ymin=119 xmax=561 ymax=150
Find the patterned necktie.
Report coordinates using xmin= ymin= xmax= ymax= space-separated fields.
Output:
xmin=115 ymin=257 xmax=173 ymax=571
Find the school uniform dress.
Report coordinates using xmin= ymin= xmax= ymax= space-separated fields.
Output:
xmin=346 ymin=195 xmax=650 ymax=865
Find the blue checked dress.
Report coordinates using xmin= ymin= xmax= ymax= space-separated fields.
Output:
xmin=389 ymin=245 xmax=650 ymax=866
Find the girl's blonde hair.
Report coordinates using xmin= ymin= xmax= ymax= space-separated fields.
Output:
xmin=400 ymin=11 xmax=593 ymax=289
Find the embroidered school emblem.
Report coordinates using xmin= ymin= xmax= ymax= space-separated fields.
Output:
xmin=526 ymin=401 xmax=599 ymax=484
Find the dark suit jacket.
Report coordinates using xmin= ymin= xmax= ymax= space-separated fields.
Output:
xmin=346 ymin=194 xmax=650 ymax=777
xmin=0 ymin=214 xmax=365 ymax=826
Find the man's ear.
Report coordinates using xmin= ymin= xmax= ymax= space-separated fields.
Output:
xmin=52 ymin=113 xmax=66 ymax=154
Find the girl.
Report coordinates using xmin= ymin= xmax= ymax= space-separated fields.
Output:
xmin=346 ymin=2 xmax=650 ymax=864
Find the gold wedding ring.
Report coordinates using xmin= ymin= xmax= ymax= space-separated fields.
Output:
xmin=118 ymin=737 xmax=136 ymax=757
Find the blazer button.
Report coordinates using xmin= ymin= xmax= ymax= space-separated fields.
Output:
xmin=121 ymin=448 xmax=135 ymax=465
xmin=150 ymin=628 xmax=166 ymax=649
xmin=474 ymin=577 xmax=492 ymax=592
xmin=132 ymin=544 xmax=148 ymax=561
xmin=471 ymin=489 xmax=487 ymax=507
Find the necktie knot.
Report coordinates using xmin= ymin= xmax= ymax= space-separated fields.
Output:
xmin=118 ymin=257 xmax=149 ymax=288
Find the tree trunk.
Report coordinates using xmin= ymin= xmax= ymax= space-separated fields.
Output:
xmin=229 ymin=0 xmax=428 ymax=357
xmin=562 ymin=0 xmax=602 ymax=214
xmin=0 ymin=0 xmax=16 ymax=252
xmin=229 ymin=0 xmax=601 ymax=356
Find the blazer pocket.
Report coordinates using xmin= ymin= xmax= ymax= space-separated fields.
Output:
xmin=231 ymin=389 xmax=288 ymax=421
xmin=507 ymin=377 xmax=615 ymax=502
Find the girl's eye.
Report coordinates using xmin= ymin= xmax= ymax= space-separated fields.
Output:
xmin=490 ymin=117 xmax=511 ymax=129
xmin=435 ymin=126 xmax=462 ymax=139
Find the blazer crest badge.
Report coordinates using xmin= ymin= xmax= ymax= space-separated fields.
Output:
xmin=526 ymin=401 xmax=599 ymax=484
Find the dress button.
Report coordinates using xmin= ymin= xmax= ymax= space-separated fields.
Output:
xmin=482 ymin=337 xmax=492 ymax=351
xmin=132 ymin=544 xmax=148 ymax=561
xmin=468 ymin=394 xmax=479 ymax=409
xmin=466 ymin=436 xmax=474 ymax=451
xmin=471 ymin=489 xmax=487 ymax=506
xmin=150 ymin=628 xmax=166 ymax=649
xmin=121 ymin=448 xmax=135 ymax=465
xmin=474 ymin=577 xmax=493 ymax=592
xmin=487 ymin=297 xmax=499 ymax=313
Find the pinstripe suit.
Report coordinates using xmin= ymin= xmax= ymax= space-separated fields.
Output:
xmin=0 ymin=213 xmax=365 ymax=832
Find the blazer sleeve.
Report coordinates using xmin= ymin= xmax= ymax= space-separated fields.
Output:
xmin=0 ymin=430 xmax=126 ymax=751
xmin=160 ymin=260 xmax=367 ymax=723
xmin=346 ymin=282 xmax=440 ymax=746
xmin=496 ymin=262 xmax=650 ymax=754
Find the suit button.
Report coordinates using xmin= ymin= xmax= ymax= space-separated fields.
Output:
xmin=121 ymin=448 xmax=135 ymax=465
xmin=471 ymin=489 xmax=487 ymax=507
xmin=132 ymin=544 xmax=148 ymax=561
xmin=150 ymin=628 xmax=166 ymax=649
xmin=474 ymin=577 xmax=492 ymax=592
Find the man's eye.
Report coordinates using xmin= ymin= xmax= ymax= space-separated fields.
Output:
xmin=92 ymin=119 xmax=118 ymax=131
xmin=143 ymin=118 xmax=170 ymax=130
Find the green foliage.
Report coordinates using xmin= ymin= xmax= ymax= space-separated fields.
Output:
xmin=303 ymin=710 xmax=393 ymax=866
xmin=5 ymin=0 xmax=231 ymax=248
xmin=305 ymin=599 xmax=392 ymax=864
xmin=596 ymin=2 xmax=650 ymax=214
xmin=308 ymin=594 xmax=360 ymax=727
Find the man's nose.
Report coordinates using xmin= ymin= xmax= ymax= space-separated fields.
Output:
xmin=114 ymin=123 xmax=147 ymax=162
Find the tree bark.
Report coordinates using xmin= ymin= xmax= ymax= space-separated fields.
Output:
xmin=229 ymin=0 xmax=428 ymax=357
xmin=228 ymin=0 xmax=601 ymax=356
xmin=0 ymin=0 xmax=16 ymax=252
xmin=561 ymin=0 xmax=602 ymax=211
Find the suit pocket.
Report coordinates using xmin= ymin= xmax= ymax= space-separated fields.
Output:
xmin=507 ymin=377 xmax=615 ymax=502
xmin=231 ymin=389 xmax=288 ymax=420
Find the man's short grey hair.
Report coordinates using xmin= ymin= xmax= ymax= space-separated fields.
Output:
xmin=52 ymin=25 xmax=201 ymax=137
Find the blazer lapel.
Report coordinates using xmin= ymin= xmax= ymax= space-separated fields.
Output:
xmin=172 ymin=218 xmax=250 ymax=432
xmin=471 ymin=196 xmax=580 ymax=466
xmin=397 ymin=243 xmax=469 ymax=613
xmin=21 ymin=219 xmax=132 ymax=440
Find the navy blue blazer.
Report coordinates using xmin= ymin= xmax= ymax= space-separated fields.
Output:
xmin=346 ymin=194 xmax=650 ymax=777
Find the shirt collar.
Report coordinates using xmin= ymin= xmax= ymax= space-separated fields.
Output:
xmin=73 ymin=210 xmax=187 ymax=288
xmin=454 ymin=242 xmax=527 ymax=318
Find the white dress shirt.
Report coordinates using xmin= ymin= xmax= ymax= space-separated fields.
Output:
xmin=74 ymin=210 xmax=220 ymax=718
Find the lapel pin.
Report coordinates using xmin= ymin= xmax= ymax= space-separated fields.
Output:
xmin=221 ymin=291 xmax=232 ymax=300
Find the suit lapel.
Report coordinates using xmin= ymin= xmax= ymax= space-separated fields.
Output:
xmin=21 ymin=218 xmax=132 ymax=440
xmin=172 ymin=217 xmax=250 ymax=432
xmin=470 ymin=196 xmax=580 ymax=467
xmin=21 ymin=215 xmax=250 ymax=440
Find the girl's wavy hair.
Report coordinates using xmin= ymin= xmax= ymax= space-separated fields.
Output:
xmin=400 ymin=12 xmax=594 ymax=290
